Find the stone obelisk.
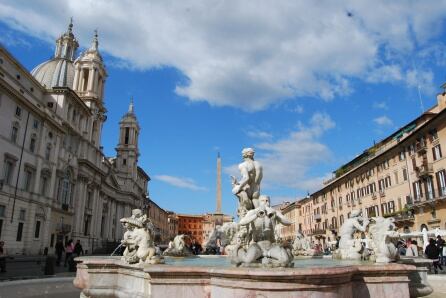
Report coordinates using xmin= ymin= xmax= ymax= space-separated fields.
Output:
xmin=216 ymin=152 xmax=222 ymax=214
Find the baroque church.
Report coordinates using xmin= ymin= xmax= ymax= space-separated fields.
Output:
xmin=0 ymin=21 xmax=149 ymax=255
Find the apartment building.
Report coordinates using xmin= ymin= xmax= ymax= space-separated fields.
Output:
xmin=294 ymin=87 xmax=446 ymax=245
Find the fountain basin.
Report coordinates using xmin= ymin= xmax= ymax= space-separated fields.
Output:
xmin=74 ymin=256 xmax=417 ymax=298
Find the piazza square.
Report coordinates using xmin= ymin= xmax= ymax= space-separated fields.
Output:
xmin=1 ymin=1 xmax=446 ymax=297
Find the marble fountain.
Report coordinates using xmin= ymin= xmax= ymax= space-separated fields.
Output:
xmin=74 ymin=148 xmax=432 ymax=298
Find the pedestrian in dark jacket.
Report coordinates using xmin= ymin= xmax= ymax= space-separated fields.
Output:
xmin=55 ymin=241 xmax=65 ymax=267
xmin=425 ymin=238 xmax=443 ymax=274
xmin=74 ymin=240 xmax=84 ymax=256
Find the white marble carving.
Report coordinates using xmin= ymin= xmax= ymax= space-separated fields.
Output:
xmin=292 ymin=231 xmax=318 ymax=256
xmin=231 ymin=148 xmax=263 ymax=218
xmin=368 ymin=216 xmax=399 ymax=263
xmin=336 ymin=209 xmax=369 ymax=260
xmin=163 ymin=234 xmax=193 ymax=257
xmin=120 ymin=209 xmax=164 ymax=264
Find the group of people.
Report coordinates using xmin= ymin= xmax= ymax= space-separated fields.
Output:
xmin=397 ymin=235 xmax=445 ymax=274
xmin=55 ymin=239 xmax=84 ymax=269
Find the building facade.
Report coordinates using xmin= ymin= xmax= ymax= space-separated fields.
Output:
xmin=178 ymin=214 xmax=205 ymax=244
xmin=291 ymin=87 xmax=446 ymax=246
xmin=0 ymin=22 xmax=151 ymax=255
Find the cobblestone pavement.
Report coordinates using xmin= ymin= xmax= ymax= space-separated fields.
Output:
xmin=0 ymin=277 xmax=80 ymax=298
xmin=426 ymin=269 xmax=446 ymax=298
xmin=0 ymin=256 xmax=76 ymax=281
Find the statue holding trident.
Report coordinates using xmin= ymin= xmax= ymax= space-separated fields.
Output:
xmin=231 ymin=148 xmax=263 ymax=217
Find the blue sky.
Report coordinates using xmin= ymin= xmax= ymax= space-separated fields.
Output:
xmin=1 ymin=1 xmax=446 ymax=217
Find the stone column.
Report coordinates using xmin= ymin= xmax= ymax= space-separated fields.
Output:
xmin=216 ymin=153 xmax=222 ymax=213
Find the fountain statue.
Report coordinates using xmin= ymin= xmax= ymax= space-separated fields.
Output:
xmin=292 ymin=231 xmax=319 ymax=256
xmin=74 ymin=148 xmax=428 ymax=297
xmin=335 ymin=209 xmax=369 ymax=260
xmin=120 ymin=209 xmax=164 ymax=264
xmin=228 ymin=148 xmax=293 ymax=267
xmin=368 ymin=216 xmax=399 ymax=263
xmin=334 ymin=209 xmax=401 ymax=264
xmin=163 ymin=234 xmax=194 ymax=257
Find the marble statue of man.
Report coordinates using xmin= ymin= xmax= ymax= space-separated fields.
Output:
xmin=234 ymin=195 xmax=293 ymax=267
xmin=231 ymin=148 xmax=263 ymax=215
xmin=338 ymin=209 xmax=369 ymax=259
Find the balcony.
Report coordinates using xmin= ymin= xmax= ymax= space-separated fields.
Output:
xmin=314 ymin=214 xmax=322 ymax=221
xmin=408 ymin=188 xmax=446 ymax=208
xmin=415 ymin=163 xmax=433 ymax=178
xmin=415 ymin=141 xmax=427 ymax=154
xmin=309 ymin=228 xmax=326 ymax=236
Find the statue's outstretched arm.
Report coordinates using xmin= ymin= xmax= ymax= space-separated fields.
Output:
xmin=239 ymin=210 xmax=257 ymax=225
xmin=275 ymin=210 xmax=292 ymax=226
xmin=352 ymin=220 xmax=368 ymax=232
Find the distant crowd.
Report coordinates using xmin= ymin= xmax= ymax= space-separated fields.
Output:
xmin=397 ymin=235 xmax=445 ymax=274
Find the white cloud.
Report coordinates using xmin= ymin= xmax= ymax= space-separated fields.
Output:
xmin=1 ymin=1 xmax=445 ymax=110
xmin=373 ymin=102 xmax=388 ymax=110
xmin=373 ymin=116 xmax=393 ymax=126
xmin=245 ymin=129 xmax=273 ymax=140
xmin=154 ymin=175 xmax=207 ymax=191
xmin=225 ymin=112 xmax=335 ymax=192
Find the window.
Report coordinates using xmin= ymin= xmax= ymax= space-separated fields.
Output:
xmin=34 ymin=220 xmax=41 ymax=238
xmin=409 ymin=144 xmax=415 ymax=155
xmin=430 ymin=129 xmax=438 ymax=141
xmin=413 ymin=181 xmax=422 ymax=201
xmin=40 ymin=175 xmax=48 ymax=196
xmin=0 ymin=218 xmax=3 ymax=239
xmin=436 ymin=170 xmax=446 ymax=197
xmin=433 ymin=145 xmax=442 ymax=161
xmin=3 ymin=159 xmax=15 ymax=185
xmin=399 ymin=151 xmax=406 ymax=161
xmin=426 ymin=176 xmax=434 ymax=199
xmin=33 ymin=119 xmax=39 ymax=129
xmin=11 ymin=123 xmax=19 ymax=143
xmin=0 ymin=205 xmax=4 ymax=217
xmin=23 ymin=168 xmax=33 ymax=191
xmin=86 ymin=191 xmax=92 ymax=209
xmin=16 ymin=222 xmax=24 ymax=241
xmin=19 ymin=209 xmax=26 ymax=221
xmin=84 ymin=215 xmax=91 ymax=236
xmin=59 ymin=171 xmax=73 ymax=205
xmin=123 ymin=158 xmax=127 ymax=165
xmin=29 ymin=135 xmax=36 ymax=153
xmin=394 ymin=172 xmax=399 ymax=184
xmin=124 ymin=127 xmax=129 ymax=144
xmin=15 ymin=106 xmax=22 ymax=118
xmin=402 ymin=168 xmax=408 ymax=181
xmin=45 ymin=144 xmax=51 ymax=160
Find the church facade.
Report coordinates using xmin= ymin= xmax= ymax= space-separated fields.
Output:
xmin=0 ymin=22 xmax=150 ymax=255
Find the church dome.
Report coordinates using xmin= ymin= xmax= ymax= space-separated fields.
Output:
xmin=31 ymin=20 xmax=78 ymax=89
xmin=31 ymin=58 xmax=75 ymax=88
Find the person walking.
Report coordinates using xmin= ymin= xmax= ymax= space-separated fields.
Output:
xmin=0 ymin=241 xmax=7 ymax=273
xmin=55 ymin=240 xmax=65 ymax=266
xmin=74 ymin=240 xmax=84 ymax=256
xmin=425 ymin=238 xmax=443 ymax=274
xmin=64 ymin=239 xmax=74 ymax=267
xmin=436 ymin=235 xmax=445 ymax=265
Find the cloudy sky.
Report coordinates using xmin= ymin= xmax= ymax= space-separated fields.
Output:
xmin=2 ymin=0 xmax=446 ymax=216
